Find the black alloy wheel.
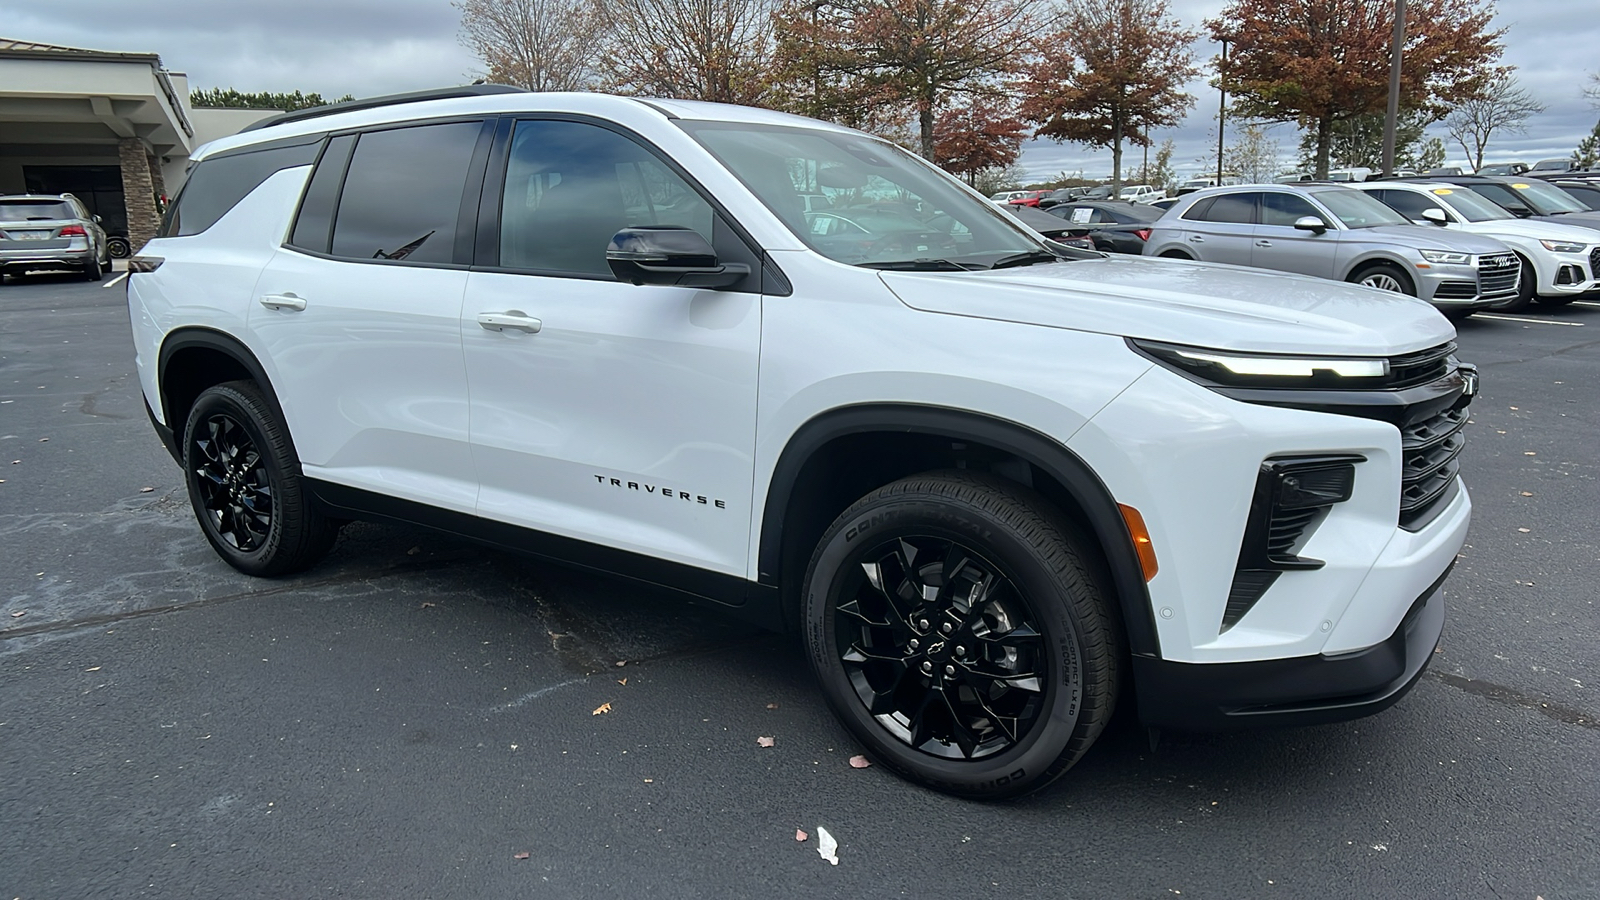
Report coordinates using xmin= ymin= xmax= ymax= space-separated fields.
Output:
xmin=804 ymin=472 xmax=1121 ymax=798
xmin=182 ymin=381 xmax=337 ymax=576
xmin=107 ymin=236 xmax=132 ymax=259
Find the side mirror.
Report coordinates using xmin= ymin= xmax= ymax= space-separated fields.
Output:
xmin=1293 ymin=216 xmax=1329 ymax=234
xmin=93 ymin=215 xmax=103 ymax=224
xmin=1421 ymin=207 xmax=1449 ymax=226
xmin=606 ymin=226 xmax=751 ymax=289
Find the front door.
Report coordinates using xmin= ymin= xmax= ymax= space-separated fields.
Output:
xmin=462 ymin=119 xmax=762 ymax=576
xmin=1251 ymin=191 xmax=1337 ymax=278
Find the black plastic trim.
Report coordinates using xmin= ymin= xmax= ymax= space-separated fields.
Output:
xmin=207 ymin=130 xmax=329 ymax=160
xmin=155 ymin=328 xmax=286 ymax=458
xmin=241 ymin=84 xmax=525 ymax=132
xmin=306 ymin=480 xmax=783 ymax=630
xmin=1134 ymin=563 xmax=1452 ymax=731
xmin=757 ymin=403 xmax=1161 ymax=659
xmin=143 ymin=396 xmax=180 ymax=464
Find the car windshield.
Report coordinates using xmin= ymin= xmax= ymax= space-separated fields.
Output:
xmin=1311 ymin=189 xmax=1410 ymax=228
xmin=682 ymin=121 xmax=1048 ymax=268
xmin=1431 ymin=187 xmax=1513 ymax=222
xmin=1508 ymin=180 xmax=1589 ymax=213
xmin=0 ymin=200 xmax=74 ymax=221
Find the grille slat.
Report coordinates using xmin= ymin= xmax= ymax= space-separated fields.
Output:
xmin=1478 ymin=252 xmax=1520 ymax=299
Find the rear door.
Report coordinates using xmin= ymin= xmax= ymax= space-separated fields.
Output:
xmin=249 ymin=119 xmax=492 ymax=513
xmin=1179 ymin=192 xmax=1259 ymax=265
xmin=1251 ymin=191 xmax=1337 ymax=278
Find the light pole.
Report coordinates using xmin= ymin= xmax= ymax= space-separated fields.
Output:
xmin=1381 ymin=0 xmax=1406 ymax=176
xmin=1216 ymin=38 xmax=1228 ymax=183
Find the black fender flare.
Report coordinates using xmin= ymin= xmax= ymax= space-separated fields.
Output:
xmin=157 ymin=327 xmax=288 ymax=455
xmin=758 ymin=403 xmax=1162 ymax=659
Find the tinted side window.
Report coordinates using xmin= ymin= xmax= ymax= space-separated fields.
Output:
xmin=1259 ymin=192 xmax=1323 ymax=226
xmin=1196 ymin=193 xmax=1258 ymax=224
xmin=1182 ymin=197 xmax=1215 ymax=221
xmin=1469 ymin=182 xmax=1524 ymax=212
xmin=288 ymin=134 xmax=355 ymax=253
xmin=1373 ymin=190 xmax=1441 ymax=221
xmin=330 ymin=122 xmax=483 ymax=265
xmin=498 ymin=119 xmax=713 ymax=276
xmin=160 ymin=142 xmax=319 ymax=237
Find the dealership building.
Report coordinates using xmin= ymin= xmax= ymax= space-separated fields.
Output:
xmin=0 ymin=38 xmax=277 ymax=255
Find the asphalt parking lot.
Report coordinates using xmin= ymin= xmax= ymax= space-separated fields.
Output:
xmin=2 ymin=272 xmax=1597 ymax=899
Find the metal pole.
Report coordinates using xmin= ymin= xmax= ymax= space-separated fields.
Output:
xmin=1217 ymin=39 xmax=1227 ymax=183
xmin=1382 ymin=0 xmax=1406 ymax=176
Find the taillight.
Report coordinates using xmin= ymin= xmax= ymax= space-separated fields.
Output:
xmin=1134 ymin=229 xmax=1152 ymax=241
xmin=59 ymin=225 xmax=87 ymax=237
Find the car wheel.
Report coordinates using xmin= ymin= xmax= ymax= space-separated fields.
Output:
xmin=802 ymin=471 xmax=1121 ymax=799
xmin=1491 ymin=254 xmax=1536 ymax=312
xmin=1347 ymin=263 xmax=1415 ymax=295
xmin=1533 ymin=293 xmax=1576 ymax=307
xmin=107 ymin=236 xmax=132 ymax=259
xmin=83 ymin=254 xmax=104 ymax=281
xmin=182 ymin=381 xmax=338 ymax=577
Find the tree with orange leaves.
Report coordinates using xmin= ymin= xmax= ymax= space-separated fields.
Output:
xmin=1207 ymin=0 xmax=1503 ymax=179
xmin=934 ymin=96 xmax=1028 ymax=184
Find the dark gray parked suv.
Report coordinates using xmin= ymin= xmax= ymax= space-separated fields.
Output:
xmin=1144 ymin=183 xmax=1519 ymax=316
xmin=0 ymin=193 xmax=110 ymax=282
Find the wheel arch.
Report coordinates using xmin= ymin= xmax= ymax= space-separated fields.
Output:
xmin=157 ymin=327 xmax=287 ymax=463
xmin=757 ymin=403 xmax=1161 ymax=659
xmin=1344 ymin=255 xmax=1416 ymax=292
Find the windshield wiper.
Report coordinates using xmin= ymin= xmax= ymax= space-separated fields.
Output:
xmin=989 ymin=249 xmax=1064 ymax=270
xmin=861 ymin=258 xmax=979 ymax=271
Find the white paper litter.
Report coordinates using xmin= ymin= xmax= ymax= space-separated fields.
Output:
xmin=816 ymin=826 xmax=839 ymax=865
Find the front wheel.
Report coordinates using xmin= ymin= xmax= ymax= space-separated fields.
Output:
xmin=802 ymin=472 xmax=1121 ymax=799
xmin=1491 ymin=254 xmax=1536 ymax=312
xmin=1347 ymin=263 xmax=1415 ymax=295
xmin=182 ymin=381 xmax=337 ymax=576
xmin=1534 ymin=294 xmax=1576 ymax=307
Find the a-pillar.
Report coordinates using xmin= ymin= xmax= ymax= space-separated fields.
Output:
xmin=118 ymin=138 xmax=159 ymax=252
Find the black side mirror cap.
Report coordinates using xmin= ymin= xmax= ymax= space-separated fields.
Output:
xmin=606 ymin=226 xmax=751 ymax=289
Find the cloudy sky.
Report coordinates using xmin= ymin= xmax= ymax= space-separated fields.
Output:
xmin=8 ymin=0 xmax=1598 ymax=180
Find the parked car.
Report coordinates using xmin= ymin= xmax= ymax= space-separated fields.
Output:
xmin=1355 ymin=181 xmax=1600 ymax=310
xmin=1475 ymin=162 xmax=1530 ymax=176
xmin=1117 ymin=184 xmax=1167 ymax=204
xmin=1006 ymin=189 xmax=1053 ymax=208
xmin=1528 ymin=158 xmax=1573 ymax=174
xmin=1326 ymin=167 xmax=1375 ymax=182
xmin=1144 ymin=183 xmax=1519 ymax=316
xmin=1176 ymin=176 xmax=1240 ymax=195
xmin=803 ymin=208 xmax=957 ymax=262
xmin=129 ymin=86 xmax=1473 ymax=798
xmin=1424 ymin=167 xmax=1464 ymax=176
xmin=1001 ymin=204 xmax=1098 ymax=250
xmin=1390 ymin=174 xmax=1600 ymax=232
xmin=1045 ymin=201 xmax=1163 ymax=254
xmin=0 ymin=193 xmax=110 ymax=283
xmin=988 ymin=190 xmax=1028 ymax=204
xmin=1546 ymin=179 xmax=1600 ymax=210
xmin=1036 ymin=187 xmax=1087 ymax=209
xmin=1147 ymin=196 xmax=1180 ymax=212
xmin=1080 ymin=184 xmax=1116 ymax=200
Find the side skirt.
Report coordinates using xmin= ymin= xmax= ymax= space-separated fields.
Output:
xmin=307 ymin=480 xmax=784 ymax=631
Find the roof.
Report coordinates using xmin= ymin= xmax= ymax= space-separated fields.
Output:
xmin=0 ymin=36 xmax=162 ymax=64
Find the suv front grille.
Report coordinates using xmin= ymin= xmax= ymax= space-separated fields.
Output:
xmin=1478 ymin=252 xmax=1520 ymax=299
xmin=1399 ymin=406 xmax=1468 ymax=525
xmin=1590 ymin=247 xmax=1600 ymax=280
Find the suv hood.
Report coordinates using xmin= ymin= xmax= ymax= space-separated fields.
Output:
xmin=1534 ymin=211 xmax=1600 ymax=233
xmin=881 ymin=255 xmax=1454 ymax=356
xmin=1459 ymin=218 xmax=1600 ymax=245
xmin=1354 ymin=223 xmax=1511 ymax=253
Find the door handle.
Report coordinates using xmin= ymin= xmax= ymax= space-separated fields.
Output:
xmin=477 ymin=311 xmax=543 ymax=334
xmin=1187 ymin=235 xmax=1205 ymax=243
xmin=259 ymin=293 xmax=306 ymax=312
xmin=1255 ymin=240 xmax=1273 ymax=248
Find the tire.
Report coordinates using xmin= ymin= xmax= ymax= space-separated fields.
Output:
xmin=181 ymin=380 xmax=338 ymax=577
xmin=1490 ymin=254 xmax=1536 ymax=312
xmin=1347 ymin=262 xmax=1415 ymax=296
xmin=802 ymin=471 xmax=1120 ymax=799
xmin=1534 ymin=294 xmax=1576 ymax=307
xmin=83 ymin=254 xmax=103 ymax=282
xmin=107 ymin=236 xmax=132 ymax=259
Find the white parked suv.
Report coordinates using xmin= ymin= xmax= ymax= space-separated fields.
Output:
xmin=1118 ymin=184 xmax=1167 ymax=204
xmin=128 ymin=87 xmax=1475 ymax=798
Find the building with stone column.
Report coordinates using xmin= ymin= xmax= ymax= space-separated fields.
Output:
xmin=0 ymin=38 xmax=278 ymax=256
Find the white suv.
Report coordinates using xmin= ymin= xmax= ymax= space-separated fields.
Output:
xmin=128 ymin=87 xmax=1475 ymax=798
xmin=1118 ymin=184 xmax=1167 ymax=204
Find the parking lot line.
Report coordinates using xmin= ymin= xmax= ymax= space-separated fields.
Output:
xmin=1474 ymin=314 xmax=1584 ymax=326
xmin=1570 ymin=300 xmax=1600 ymax=309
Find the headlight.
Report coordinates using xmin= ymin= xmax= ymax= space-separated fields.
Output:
xmin=1420 ymin=250 xmax=1471 ymax=264
xmin=1130 ymin=339 xmax=1389 ymax=388
xmin=1540 ymin=239 xmax=1585 ymax=252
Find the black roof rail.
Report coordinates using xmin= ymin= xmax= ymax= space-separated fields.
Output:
xmin=241 ymin=84 xmax=526 ymax=133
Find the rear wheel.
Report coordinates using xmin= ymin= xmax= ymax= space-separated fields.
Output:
xmin=182 ymin=381 xmax=338 ymax=576
xmin=1347 ymin=262 xmax=1415 ymax=295
xmin=83 ymin=254 xmax=103 ymax=282
xmin=107 ymin=236 xmax=132 ymax=259
xmin=802 ymin=472 xmax=1120 ymax=799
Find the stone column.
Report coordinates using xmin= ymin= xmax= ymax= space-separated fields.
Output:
xmin=118 ymin=138 xmax=159 ymax=252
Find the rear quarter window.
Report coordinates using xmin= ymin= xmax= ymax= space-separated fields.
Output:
xmin=160 ymin=141 xmax=320 ymax=237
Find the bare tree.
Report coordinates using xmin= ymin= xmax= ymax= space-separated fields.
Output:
xmin=1444 ymin=74 xmax=1546 ymax=172
xmin=455 ymin=0 xmax=597 ymax=91
xmin=1224 ymin=123 xmax=1280 ymax=182
xmin=1585 ymin=71 xmax=1600 ymax=108
xmin=597 ymin=0 xmax=779 ymax=104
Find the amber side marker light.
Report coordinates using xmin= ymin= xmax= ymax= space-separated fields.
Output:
xmin=1118 ymin=504 xmax=1158 ymax=581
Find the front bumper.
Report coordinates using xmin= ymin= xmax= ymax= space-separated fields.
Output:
xmin=1414 ymin=263 xmax=1503 ymax=309
xmin=1133 ymin=563 xmax=1449 ymax=731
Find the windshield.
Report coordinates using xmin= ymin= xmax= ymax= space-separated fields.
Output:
xmin=1508 ymin=180 xmax=1589 ymax=213
xmin=0 ymin=200 xmax=75 ymax=221
xmin=1312 ymin=189 xmax=1410 ymax=228
xmin=1430 ymin=187 xmax=1512 ymax=222
xmin=680 ymin=121 xmax=1048 ymax=268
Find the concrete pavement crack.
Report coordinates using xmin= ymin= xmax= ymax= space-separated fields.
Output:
xmin=1427 ymin=670 xmax=1598 ymax=730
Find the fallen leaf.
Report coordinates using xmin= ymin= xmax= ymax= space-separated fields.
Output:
xmin=592 ymin=701 xmax=612 ymax=716
xmin=38 ymin=438 xmax=48 ymax=442
xmin=139 ymin=486 xmax=153 ymax=493
xmin=9 ymin=610 xmax=24 ymax=618
xmin=419 ymin=601 xmax=436 ymax=608
xmin=816 ymin=826 xmax=839 ymax=865
xmin=1520 ymin=491 xmax=1533 ymax=497
xmin=617 ymin=678 xmax=627 ymax=686
xmin=1524 ymin=451 xmax=1536 ymax=456
xmin=643 ymin=778 xmax=653 ymax=783
xmin=765 ymin=702 xmax=779 ymax=709
xmin=848 ymin=755 xmax=871 ymax=769
xmin=85 ymin=666 xmax=101 ymax=672
xmin=614 ymin=660 xmax=627 ymax=668
xmin=795 ymin=829 xmax=808 ymax=842
xmin=513 ymin=851 xmax=530 ymax=860
xmin=757 ymin=736 xmax=775 ymax=748
xmin=1517 ymin=528 xmax=1531 ymax=533
xmin=1509 ymin=406 xmax=1518 ymax=410
xmin=406 ymin=546 xmax=421 ymax=555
